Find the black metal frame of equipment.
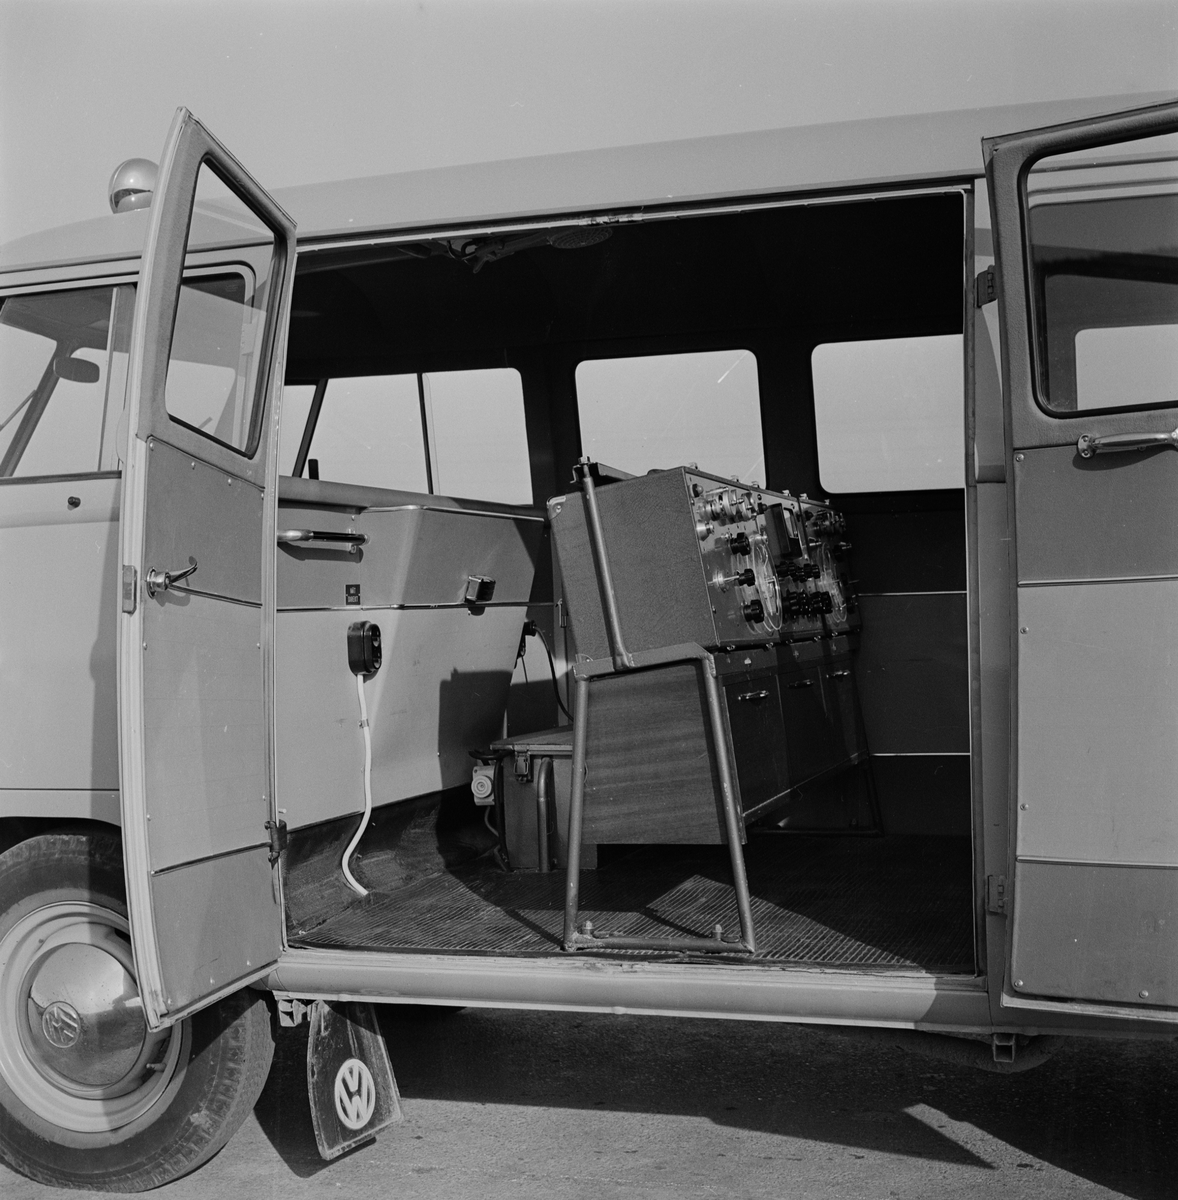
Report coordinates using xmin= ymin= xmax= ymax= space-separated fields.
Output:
xmin=560 ymin=459 xmax=757 ymax=955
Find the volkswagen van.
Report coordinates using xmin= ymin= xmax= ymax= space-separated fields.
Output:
xmin=0 ymin=88 xmax=1176 ymax=1188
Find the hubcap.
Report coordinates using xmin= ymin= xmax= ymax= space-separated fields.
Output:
xmin=0 ymin=901 xmax=188 ymax=1134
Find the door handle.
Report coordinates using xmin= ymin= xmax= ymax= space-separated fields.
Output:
xmin=827 ymin=669 xmax=850 ymax=679
xmin=1077 ymin=426 xmax=1178 ymax=458
xmin=145 ymin=560 xmax=197 ymax=597
xmin=737 ymin=689 xmax=770 ymax=703
xmin=277 ymin=528 xmax=368 ymax=552
xmin=786 ymin=678 xmax=814 ymax=689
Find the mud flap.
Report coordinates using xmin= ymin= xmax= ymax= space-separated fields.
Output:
xmin=306 ymin=1000 xmax=403 ymax=1160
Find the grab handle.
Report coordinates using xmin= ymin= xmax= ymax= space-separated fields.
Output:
xmin=1077 ymin=427 xmax=1178 ymax=458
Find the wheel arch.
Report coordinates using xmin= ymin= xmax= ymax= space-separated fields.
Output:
xmin=0 ymin=817 xmax=120 ymax=858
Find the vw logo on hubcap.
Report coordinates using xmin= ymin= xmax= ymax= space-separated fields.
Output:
xmin=41 ymin=1001 xmax=82 ymax=1049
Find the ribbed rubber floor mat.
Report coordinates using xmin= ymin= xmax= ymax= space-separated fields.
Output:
xmin=296 ymin=836 xmax=973 ymax=970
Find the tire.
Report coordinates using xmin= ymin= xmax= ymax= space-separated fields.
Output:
xmin=0 ymin=831 xmax=275 ymax=1191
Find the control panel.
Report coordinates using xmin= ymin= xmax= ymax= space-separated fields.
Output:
xmin=689 ymin=473 xmax=856 ymax=644
xmin=549 ymin=463 xmax=858 ymax=660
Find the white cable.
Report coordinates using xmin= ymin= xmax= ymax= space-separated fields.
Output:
xmin=341 ymin=672 xmax=373 ymax=897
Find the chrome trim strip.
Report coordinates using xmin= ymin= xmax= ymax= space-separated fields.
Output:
xmin=1017 ymin=856 xmax=1178 ymax=870
xmin=870 ymin=751 xmax=971 ymax=757
xmin=276 ymin=601 xmax=534 ymax=613
xmin=361 ymin=503 xmax=545 ymax=523
xmin=1019 ymin=574 xmax=1178 ymax=587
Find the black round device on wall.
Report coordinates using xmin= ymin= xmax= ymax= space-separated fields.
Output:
xmin=347 ymin=621 xmax=382 ymax=676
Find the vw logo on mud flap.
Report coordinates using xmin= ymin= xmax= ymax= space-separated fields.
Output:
xmin=334 ymin=1058 xmax=376 ymax=1130
xmin=41 ymin=1001 xmax=81 ymax=1049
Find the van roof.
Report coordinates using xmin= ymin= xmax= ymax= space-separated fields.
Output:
xmin=1 ymin=91 xmax=1170 ymax=277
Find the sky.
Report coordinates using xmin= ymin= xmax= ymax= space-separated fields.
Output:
xmin=1 ymin=0 xmax=1176 ymax=245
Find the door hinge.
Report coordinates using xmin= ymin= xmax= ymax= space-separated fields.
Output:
xmin=975 ymin=266 xmax=996 ymax=308
xmin=121 ymin=565 xmax=138 ymax=614
xmin=266 ymin=819 xmax=288 ymax=866
xmin=985 ymin=874 xmax=1008 ymax=914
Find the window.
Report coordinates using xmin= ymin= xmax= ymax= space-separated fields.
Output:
xmin=300 ymin=375 xmax=427 ymax=492
xmin=1027 ymin=135 xmax=1178 ymax=414
xmin=812 ymin=334 xmax=963 ymax=493
xmin=422 ymin=368 xmax=531 ymax=504
xmin=0 ymin=285 xmax=128 ymax=478
xmin=164 ymin=163 xmax=278 ymax=455
xmin=277 ymin=384 xmax=318 ymax=475
xmin=575 ymin=349 xmax=764 ymax=483
xmin=289 ymin=368 xmax=531 ymax=503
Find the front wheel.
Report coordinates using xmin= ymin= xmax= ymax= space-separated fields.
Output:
xmin=0 ymin=832 xmax=274 ymax=1191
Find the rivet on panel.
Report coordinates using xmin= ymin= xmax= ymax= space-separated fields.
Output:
xmin=191 ymin=461 xmax=196 ymax=469
xmin=1015 ymin=453 xmax=1024 ymax=462
xmin=1020 ymin=627 xmax=1029 ymax=634
xmin=1140 ymin=990 xmax=1150 ymax=999
xmin=1020 ymin=804 xmax=1028 ymax=810
xmin=1014 ymin=979 xmax=1023 ymax=989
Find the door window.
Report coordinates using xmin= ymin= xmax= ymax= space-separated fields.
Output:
xmin=0 ymin=285 xmax=128 ymax=477
xmin=575 ymin=349 xmax=764 ymax=483
xmin=163 ymin=164 xmax=278 ymax=454
xmin=1026 ymin=134 xmax=1178 ymax=415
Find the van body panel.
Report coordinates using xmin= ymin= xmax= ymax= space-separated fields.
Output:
xmin=276 ymin=605 xmax=528 ymax=830
xmin=1014 ymin=445 xmax=1178 ymax=582
xmin=1015 ymin=579 xmax=1178 ymax=867
xmin=986 ymin=98 xmax=1178 ymax=1016
xmin=1 ymin=92 xmax=1175 ymax=1041
xmin=1 ymin=94 xmax=1170 ymax=280
xmin=115 ymin=109 xmax=295 ymax=1027
xmin=0 ymin=476 xmax=120 ymax=791
xmin=268 ymin=947 xmax=993 ymax=1031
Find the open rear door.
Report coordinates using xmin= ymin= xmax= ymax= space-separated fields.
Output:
xmin=985 ymin=99 xmax=1178 ymax=1018
xmin=118 ymin=109 xmax=295 ymax=1028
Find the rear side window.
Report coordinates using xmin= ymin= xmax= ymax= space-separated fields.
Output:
xmin=0 ymin=284 xmax=131 ymax=478
xmin=812 ymin=334 xmax=963 ymax=493
xmin=576 ymin=349 xmax=764 ymax=483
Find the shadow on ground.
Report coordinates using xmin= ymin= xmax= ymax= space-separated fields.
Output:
xmin=252 ymin=1004 xmax=1178 ymax=1198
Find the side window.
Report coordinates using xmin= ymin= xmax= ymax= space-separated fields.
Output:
xmin=575 ymin=349 xmax=764 ymax=482
xmin=422 ymin=368 xmax=531 ymax=504
xmin=812 ymin=334 xmax=964 ymax=493
xmin=1026 ymin=135 xmax=1178 ymax=414
xmin=277 ymin=383 xmax=319 ymax=475
xmin=0 ymin=284 xmax=128 ymax=478
xmin=289 ymin=367 xmax=532 ymax=503
xmin=299 ymin=374 xmax=428 ymax=491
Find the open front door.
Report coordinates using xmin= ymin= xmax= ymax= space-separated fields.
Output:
xmin=118 ymin=109 xmax=295 ymax=1028
xmin=986 ymin=99 xmax=1178 ymax=1017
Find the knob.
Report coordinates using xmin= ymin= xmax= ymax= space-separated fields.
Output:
xmin=729 ymin=531 xmax=751 ymax=556
xmin=742 ymin=598 xmax=764 ymax=624
xmin=735 ymin=568 xmax=755 ymax=587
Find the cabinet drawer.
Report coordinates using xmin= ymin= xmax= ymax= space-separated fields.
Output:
xmin=724 ymin=678 xmax=789 ymax=816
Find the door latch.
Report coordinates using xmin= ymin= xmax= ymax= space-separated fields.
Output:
xmin=145 ymin=560 xmax=198 ymax=597
xmin=985 ymin=874 xmax=1008 ymax=914
xmin=121 ymin=565 xmax=138 ymax=614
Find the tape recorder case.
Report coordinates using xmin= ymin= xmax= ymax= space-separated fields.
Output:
xmin=548 ymin=464 xmax=858 ymax=660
